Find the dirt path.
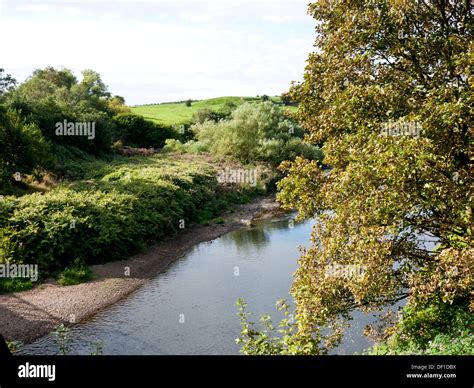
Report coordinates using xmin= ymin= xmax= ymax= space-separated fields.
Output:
xmin=0 ymin=196 xmax=283 ymax=344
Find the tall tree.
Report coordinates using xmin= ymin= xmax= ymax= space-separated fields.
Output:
xmin=0 ymin=69 xmax=16 ymax=96
xmin=239 ymin=0 xmax=473 ymax=354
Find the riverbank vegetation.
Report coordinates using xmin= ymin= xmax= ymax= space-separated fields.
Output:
xmin=0 ymin=150 xmax=270 ymax=290
xmin=164 ymin=101 xmax=323 ymax=166
xmin=237 ymin=0 xmax=473 ymax=356
xmin=0 ymin=67 xmax=318 ymax=292
xmin=2 ymin=0 xmax=470 ymax=357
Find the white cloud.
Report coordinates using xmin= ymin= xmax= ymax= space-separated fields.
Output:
xmin=179 ymin=12 xmax=214 ymax=23
xmin=14 ymin=4 xmax=49 ymax=12
xmin=101 ymin=12 xmax=122 ymax=20
xmin=62 ymin=6 xmax=86 ymax=16
xmin=1 ymin=0 xmax=315 ymax=104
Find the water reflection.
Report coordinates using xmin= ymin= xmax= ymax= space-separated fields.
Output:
xmin=17 ymin=214 xmax=377 ymax=355
xmin=229 ymin=215 xmax=299 ymax=254
xmin=228 ymin=227 xmax=270 ymax=253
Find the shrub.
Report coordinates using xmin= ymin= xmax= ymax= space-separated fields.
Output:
xmin=163 ymin=139 xmax=208 ymax=154
xmin=192 ymin=107 xmax=233 ymax=124
xmin=280 ymin=92 xmax=294 ymax=106
xmin=369 ymin=301 xmax=474 ymax=355
xmin=0 ymin=106 xmax=51 ymax=190
xmin=112 ymin=113 xmax=176 ymax=149
xmin=6 ymin=67 xmax=119 ymax=155
xmin=0 ymin=278 xmax=34 ymax=294
xmin=7 ymin=340 xmax=23 ymax=353
xmin=283 ymin=137 xmax=324 ymax=162
xmin=0 ymin=156 xmax=263 ymax=278
xmin=57 ymin=259 xmax=93 ymax=286
xmin=192 ymin=102 xmax=323 ymax=165
xmin=0 ymin=68 xmax=17 ymax=97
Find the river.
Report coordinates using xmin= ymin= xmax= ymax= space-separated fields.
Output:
xmin=18 ymin=214 xmax=381 ymax=355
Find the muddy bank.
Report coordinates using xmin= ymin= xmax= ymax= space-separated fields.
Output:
xmin=0 ymin=196 xmax=283 ymax=344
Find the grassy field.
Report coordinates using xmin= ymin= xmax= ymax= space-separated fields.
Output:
xmin=131 ymin=96 xmax=294 ymax=126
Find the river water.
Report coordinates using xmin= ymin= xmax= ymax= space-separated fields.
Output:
xmin=18 ymin=214 xmax=382 ymax=355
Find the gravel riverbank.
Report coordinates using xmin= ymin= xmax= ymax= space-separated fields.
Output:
xmin=0 ymin=196 xmax=283 ymax=344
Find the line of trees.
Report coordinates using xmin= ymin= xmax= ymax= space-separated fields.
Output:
xmin=0 ymin=67 xmax=179 ymax=191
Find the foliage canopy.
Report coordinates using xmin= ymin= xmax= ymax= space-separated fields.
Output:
xmin=238 ymin=0 xmax=473 ymax=354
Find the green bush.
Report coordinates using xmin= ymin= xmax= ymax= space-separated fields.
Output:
xmin=57 ymin=259 xmax=93 ymax=286
xmin=192 ymin=102 xmax=322 ymax=165
xmin=7 ymin=340 xmax=23 ymax=353
xmin=6 ymin=67 xmax=119 ymax=155
xmin=0 ymin=156 xmax=263 ymax=278
xmin=192 ymin=107 xmax=233 ymax=124
xmin=0 ymin=106 xmax=51 ymax=190
xmin=0 ymin=278 xmax=34 ymax=294
xmin=163 ymin=139 xmax=209 ymax=154
xmin=112 ymin=113 xmax=176 ymax=148
xmin=283 ymin=137 xmax=324 ymax=162
xmin=368 ymin=301 xmax=474 ymax=355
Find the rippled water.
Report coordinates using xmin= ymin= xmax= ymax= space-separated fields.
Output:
xmin=19 ymin=215 xmax=382 ymax=355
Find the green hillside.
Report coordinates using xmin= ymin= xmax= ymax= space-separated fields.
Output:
xmin=131 ymin=96 xmax=292 ymax=126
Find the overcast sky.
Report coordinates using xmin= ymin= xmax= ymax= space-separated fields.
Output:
xmin=0 ymin=0 xmax=315 ymax=105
